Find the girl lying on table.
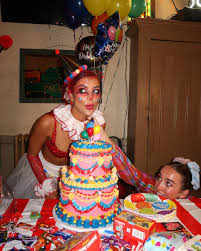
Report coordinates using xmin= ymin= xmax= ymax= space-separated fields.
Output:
xmin=99 ymin=126 xmax=201 ymax=200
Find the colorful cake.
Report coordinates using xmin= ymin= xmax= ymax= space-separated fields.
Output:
xmin=54 ymin=139 xmax=121 ymax=229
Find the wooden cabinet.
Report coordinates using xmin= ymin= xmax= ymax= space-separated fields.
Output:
xmin=127 ymin=18 xmax=201 ymax=176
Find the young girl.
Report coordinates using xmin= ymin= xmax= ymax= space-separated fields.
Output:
xmin=98 ymin=125 xmax=201 ymax=199
xmin=6 ymin=65 xmax=105 ymax=198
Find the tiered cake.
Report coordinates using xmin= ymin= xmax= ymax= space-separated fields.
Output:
xmin=55 ymin=139 xmax=121 ymax=229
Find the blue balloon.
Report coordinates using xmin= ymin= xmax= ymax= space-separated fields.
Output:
xmin=65 ymin=0 xmax=93 ymax=26
xmin=94 ymin=12 xmax=123 ymax=65
xmin=63 ymin=8 xmax=82 ymax=30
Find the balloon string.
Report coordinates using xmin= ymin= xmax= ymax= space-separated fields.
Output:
xmin=103 ymin=64 xmax=108 ymax=84
xmin=79 ymin=26 xmax=84 ymax=42
xmin=73 ymin=30 xmax=76 ymax=43
xmin=103 ymin=37 xmax=126 ymax=113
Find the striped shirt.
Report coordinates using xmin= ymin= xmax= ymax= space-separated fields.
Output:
xmin=111 ymin=143 xmax=155 ymax=193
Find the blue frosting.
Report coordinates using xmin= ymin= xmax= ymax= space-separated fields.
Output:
xmin=76 ymin=218 xmax=82 ymax=227
xmin=68 ymin=216 xmax=74 ymax=225
xmin=60 ymin=198 xmax=69 ymax=205
xmin=71 ymin=140 xmax=112 ymax=152
xmin=83 ymin=219 xmax=90 ymax=228
xmin=55 ymin=202 xmax=121 ymax=229
xmin=92 ymin=219 xmax=100 ymax=228
xmin=100 ymin=197 xmax=117 ymax=209
xmin=72 ymin=200 xmax=96 ymax=212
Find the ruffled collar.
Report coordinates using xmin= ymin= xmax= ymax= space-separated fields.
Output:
xmin=53 ymin=104 xmax=105 ymax=141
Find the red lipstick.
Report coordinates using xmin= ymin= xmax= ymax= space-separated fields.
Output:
xmin=85 ymin=104 xmax=94 ymax=110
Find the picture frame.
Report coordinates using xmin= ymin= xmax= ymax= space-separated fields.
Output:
xmin=19 ymin=48 xmax=77 ymax=103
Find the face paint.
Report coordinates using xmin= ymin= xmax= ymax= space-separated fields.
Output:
xmin=74 ymin=86 xmax=101 ymax=99
xmin=70 ymin=76 xmax=101 ymax=120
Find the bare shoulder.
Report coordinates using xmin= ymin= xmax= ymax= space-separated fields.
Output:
xmin=30 ymin=113 xmax=54 ymax=136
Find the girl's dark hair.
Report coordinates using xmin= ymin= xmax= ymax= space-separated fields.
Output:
xmin=155 ymin=161 xmax=193 ymax=192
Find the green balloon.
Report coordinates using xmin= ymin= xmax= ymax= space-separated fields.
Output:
xmin=128 ymin=0 xmax=146 ymax=18
xmin=81 ymin=130 xmax=89 ymax=139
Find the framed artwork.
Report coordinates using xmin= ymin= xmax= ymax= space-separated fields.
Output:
xmin=19 ymin=48 xmax=77 ymax=103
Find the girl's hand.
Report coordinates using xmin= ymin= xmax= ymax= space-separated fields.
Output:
xmin=91 ymin=117 xmax=112 ymax=144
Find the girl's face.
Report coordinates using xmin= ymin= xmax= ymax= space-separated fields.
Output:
xmin=69 ymin=76 xmax=101 ymax=120
xmin=155 ymin=165 xmax=189 ymax=199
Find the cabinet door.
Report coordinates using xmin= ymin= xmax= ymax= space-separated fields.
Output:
xmin=147 ymin=40 xmax=201 ymax=175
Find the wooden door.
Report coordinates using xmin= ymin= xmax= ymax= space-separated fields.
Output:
xmin=147 ymin=40 xmax=201 ymax=175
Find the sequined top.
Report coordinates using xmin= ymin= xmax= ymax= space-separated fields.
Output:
xmin=45 ymin=112 xmax=68 ymax=158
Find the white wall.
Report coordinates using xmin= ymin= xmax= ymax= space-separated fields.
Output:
xmin=155 ymin=0 xmax=189 ymax=19
xmin=0 ymin=22 xmax=129 ymax=141
xmin=0 ymin=0 xmax=190 ymax=142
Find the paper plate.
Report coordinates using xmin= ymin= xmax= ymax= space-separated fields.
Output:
xmin=124 ymin=193 xmax=177 ymax=222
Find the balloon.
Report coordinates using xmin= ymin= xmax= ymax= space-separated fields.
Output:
xmin=94 ymin=125 xmax=101 ymax=134
xmin=81 ymin=130 xmax=89 ymax=139
xmin=83 ymin=0 xmax=111 ymax=17
xmin=75 ymin=36 xmax=103 ymax=67
xmin=86 ymin=122 xmax=94 ymax=129
xmin=94 ymin=12 xmax=123 ymax=65
xmin=66 ymin=0 xmax=93 ymax=26
xmin=128 ymin=0 xmax=146 ymax=18
xmin=106 ymin=0 xmax=131 ymax=21
xmin=87 ymin=127 xmax=94 ymax=137
xmin=63 ymin=8 xmax=82 ymax=30
xmin=93 ymin=133 xmax=101 ymax=141
xmin=91 ymin=13 xmax=108 ymax=35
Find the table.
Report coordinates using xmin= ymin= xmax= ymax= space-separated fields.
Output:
xmin=0 ymin=197 xmax=201 ymax=250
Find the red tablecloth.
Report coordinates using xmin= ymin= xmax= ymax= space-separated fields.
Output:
xmin=0 ymin=198 xmax=201 ymax=250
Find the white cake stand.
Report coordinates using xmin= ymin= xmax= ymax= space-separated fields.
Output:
xmin=52 ymin=205 xmax=114 ymax=235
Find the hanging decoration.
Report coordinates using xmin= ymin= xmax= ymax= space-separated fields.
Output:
xmin=0 ymin=35 xmax=13 ymax=53
xmin=94 ymin=12 xmax=123 ymax=65
xmin=83 ymin=0 xmax=111 ymax=17
xmin=65 ymin=0 xmax=93 ymax=28
xmin=128 ymin=0 xmax=146 ymax=18
xmin=106 ymin=0 xmax=131 ymax=21
xmin=75 ymin=36 xmax=103 ymax=67
xmin=63 ymin=8 xmax=82 ymax=30
xmin=91 ymin=13 xmax=109 ymax=35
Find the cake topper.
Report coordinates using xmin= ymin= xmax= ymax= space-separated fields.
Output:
xmin=81 ymin=120 xmax=101 ymax=140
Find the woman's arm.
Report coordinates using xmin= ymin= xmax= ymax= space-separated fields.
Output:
xmin=111 ymin=144 xmax=155 ymax=193
xmin=97 ymin=122 xmax=156 ymax=193
xmin=27 ymin=113 xmax=53 ymax=184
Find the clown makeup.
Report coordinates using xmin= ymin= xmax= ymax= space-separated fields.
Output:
xmin=73 ymin=85 xmax=101 ymax=100
xmin=69 ymin=76 xmax=101 ymax=121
